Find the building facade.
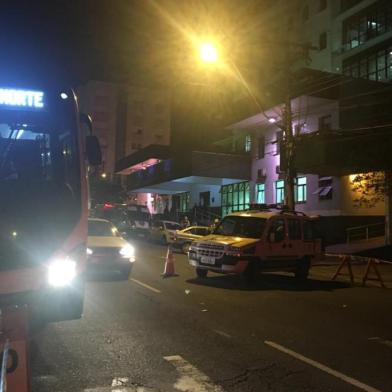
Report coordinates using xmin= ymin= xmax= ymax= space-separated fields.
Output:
xmin=77 ymin=81 xmax=119 ymax=179
xmin=278 ymin=0 xmax=392 ymax=82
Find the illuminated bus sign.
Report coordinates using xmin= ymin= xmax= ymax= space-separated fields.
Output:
xmin=0 ymin=88 xmax=44 ymax=109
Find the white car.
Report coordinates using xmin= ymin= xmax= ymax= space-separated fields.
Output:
xmin=150 ymin=220 xmax=182 ymax=245
xmin=87 ymin=218 xmax=135 ymax=278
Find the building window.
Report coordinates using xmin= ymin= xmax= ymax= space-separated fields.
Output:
xmin=256 ymin=183 xmax=265 ymax=204
xmin=318 ymin=115 xmax=332 ymax=131
xmin=275 ymin=180 xmax=285 ymax=204
xmin=343 ymin=43 xmax=392 ymax=82
xmin=313 ymin=176 xmax=333 ymax=200
xmin=295 ymin=177 xmax=307 ymax=203
xmin=179 ymin=192 xmax=190 ymax=213
xmin=257 ymin=136 xmax=265 ymax=159
xmin=302 ymin=5 xmax=309 ymax=21
xmin=221 ymin=181 xmax=250 ymax=216
xmin=275 ymin=130 xmax=283 ymax=155
xmin=319 ymin=32 xmax=327 ymax=50
xmin=245 ymin=134 xmax=252 ymax=152
xmin=342 ymin=2 xmax=392 ymax=51
xmin=319 ymin=0 xmax=327 ymax=12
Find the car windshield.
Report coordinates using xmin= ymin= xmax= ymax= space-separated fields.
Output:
xmin=214 ymin=216 xmax=267 ymax=238
xmin=165 ymin=222 xmax=181 ymax=230
xmin=88 ymin=220 xmax=118 ymax=237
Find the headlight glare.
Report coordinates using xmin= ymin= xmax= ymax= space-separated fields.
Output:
xmin=86 ymin=247 xmax=93 ymax=255
xmin=48 ymin=258 xmax=77 ymax=287
xmin=119 ymin=244 xmax=135 ymax=259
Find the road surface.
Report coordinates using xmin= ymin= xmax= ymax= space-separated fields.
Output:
xmin=31 ymin=240 xmax=392 ymax=391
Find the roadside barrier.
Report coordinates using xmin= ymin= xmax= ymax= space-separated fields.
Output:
xmin=325 ymin=253 xmax=391 ymax=288
xmin=162 ymin=245 xmax=178 ymax=278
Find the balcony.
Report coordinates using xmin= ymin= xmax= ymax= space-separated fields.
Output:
xmin=125 ymin=150 xmax=251 ymax=191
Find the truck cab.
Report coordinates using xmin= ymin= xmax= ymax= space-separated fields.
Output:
xmin=188 ymin=208 xmax=322 ymax=282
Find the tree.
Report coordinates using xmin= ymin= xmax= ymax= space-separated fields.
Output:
xmin=350 ymin=171 xmax=392 ymax=245
xmin=350 ymin=172 xmax=385 ymax=208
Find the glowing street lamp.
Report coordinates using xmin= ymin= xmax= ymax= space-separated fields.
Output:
xmin=199 ymin=42 xmax=218 ymax=63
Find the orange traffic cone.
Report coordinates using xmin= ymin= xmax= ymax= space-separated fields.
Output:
xmin=162 ymin=245 xmax=178 ymax=278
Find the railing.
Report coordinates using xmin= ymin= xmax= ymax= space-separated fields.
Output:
xmin=346 ymin=222 xmax=385 ymax=244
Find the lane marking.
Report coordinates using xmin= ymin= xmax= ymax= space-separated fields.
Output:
xmin=264 ymin=341 xmax=381 ymax=392
xmin=164 ymin=355 xmax=225 ymax=392
xmin=112 ymin=377 xmax=129 ymax=387
xmin=130 ymin=278 xmax=161 ymax=293
xmin=213 ymin=330 xmax=232 ymax=339
xmin=368 ymin=337 xmax=392 ymax=348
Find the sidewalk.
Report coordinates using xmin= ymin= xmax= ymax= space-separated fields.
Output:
xmin=325 ymin=236 xmax=385 ymax=255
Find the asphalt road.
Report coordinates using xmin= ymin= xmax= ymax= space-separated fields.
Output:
xmin=31 ymin=240 xmax=392 ymax=392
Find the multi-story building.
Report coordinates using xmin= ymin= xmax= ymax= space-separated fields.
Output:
xmin=272 ymin=0 xmax=392 ymax=82
xmin=77 ymin=81 xmax=119 ymax=179
xmin=78 ymin=81 xmax=171 ymax=209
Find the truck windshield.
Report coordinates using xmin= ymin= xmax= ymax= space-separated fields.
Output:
xmin=214 ymin=216 xmax=267 ymax=238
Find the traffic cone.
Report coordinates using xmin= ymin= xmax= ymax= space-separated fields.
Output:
xmin=162 ymin=245 xmax=178 ymax=278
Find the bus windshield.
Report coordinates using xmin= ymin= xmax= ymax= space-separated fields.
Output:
xmin=0 ymin=123 xmax=79 ymax=188
xmin=0 ymin=100 xmax=81 ymax=270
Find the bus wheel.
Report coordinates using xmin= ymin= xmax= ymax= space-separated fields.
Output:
xmin=196 ymin=268 xmax=208 ymax=278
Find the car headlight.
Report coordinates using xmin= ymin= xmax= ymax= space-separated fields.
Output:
xmin=119 ymin=244 xmax=135 ymax=260
xmin=86 ymin=247 xmax=93 ymax=255
xmin=48 ymin=258 xmax=77 ymax=287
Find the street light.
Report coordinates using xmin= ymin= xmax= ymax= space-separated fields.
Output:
xmin=199 ymin=42 xmax=218 ymax=63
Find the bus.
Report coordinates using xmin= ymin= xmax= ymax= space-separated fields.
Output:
xmin=0 ymin=86 xmax=101 ymax=322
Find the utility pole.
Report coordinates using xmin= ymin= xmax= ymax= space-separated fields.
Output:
xmin=281 ymin=42 xmax=317 ymax=211
xmin=283 ymin=68 xmax=295 ymax=210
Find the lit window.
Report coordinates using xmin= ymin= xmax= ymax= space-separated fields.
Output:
xmin=295 ymin=177 xmax=307 ymax=203
xmin=275 ymin=180 xmax=285 ymax=204
xmin=256 ymin=183 xmax=265 ymax=204
xmin=245 ymin=135 xmax=252 ymax=152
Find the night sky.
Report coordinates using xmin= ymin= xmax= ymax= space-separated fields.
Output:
xmin=0 ymin=0 xmax=273 ymax=88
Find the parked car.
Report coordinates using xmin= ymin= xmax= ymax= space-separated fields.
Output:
xmin=172 ymin=226 xmax=211 ymax=253
xmin=93 ymin=203 xmax=151 ymax=238
xmin=87 ymin=218 xmax=135 ymax=278
xmin=188 ymin=208 xmax=322 ymax=282
xmin=149 ymin=220 xmax=181 ymax=245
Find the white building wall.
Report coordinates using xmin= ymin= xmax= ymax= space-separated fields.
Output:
xmin=228 ymin=94 xmax=383 ymax=217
